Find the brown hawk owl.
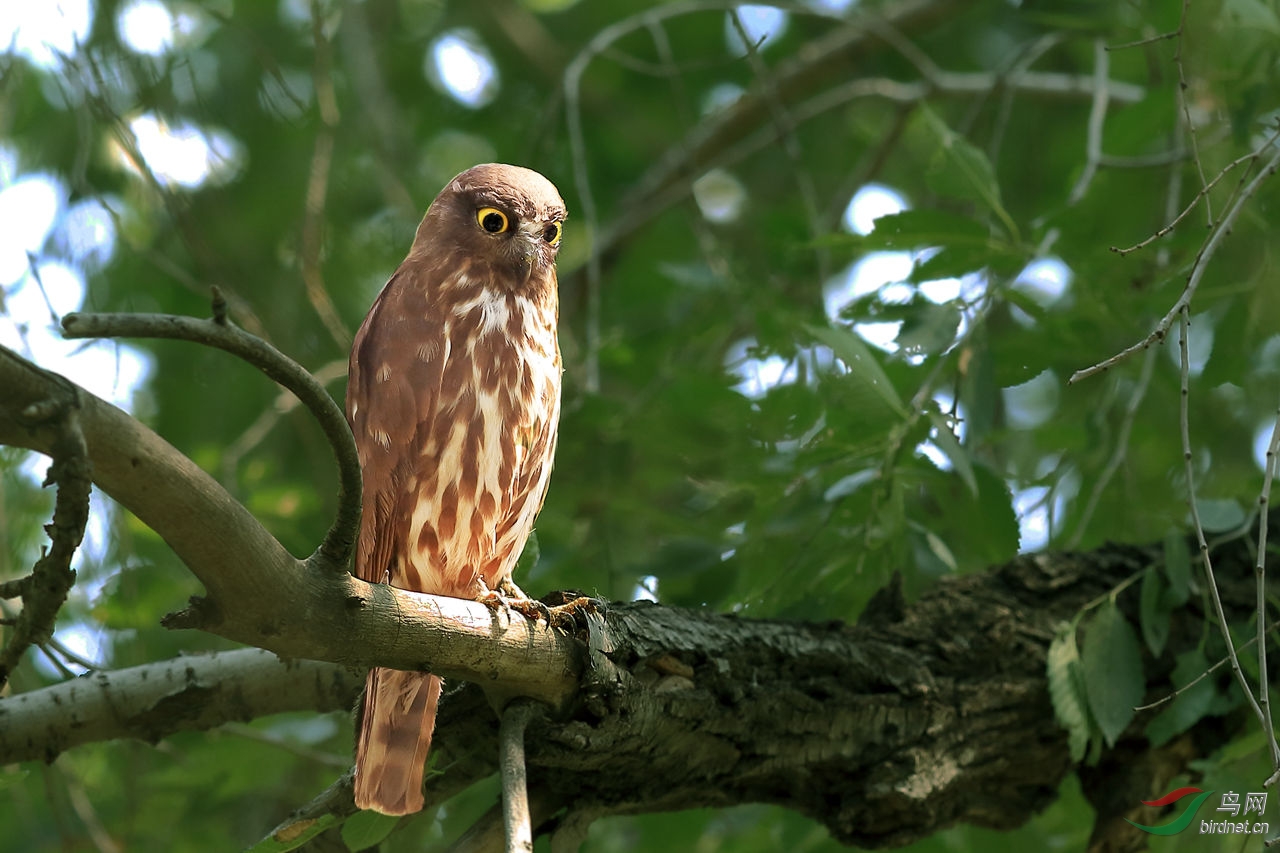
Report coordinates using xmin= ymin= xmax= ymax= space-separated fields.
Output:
xmin=345 ymin=163 xmax=565 ymax=815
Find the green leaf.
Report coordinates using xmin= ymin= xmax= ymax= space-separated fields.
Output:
xmin=1192 ymin=498 xmax=1245 ymax=533
xmin=916 ymin=105 xmax=1018 ymax=240
xmin=862 ymin=209 xmax=990 ymax=250
xmin=1081 ymin=601 xmax=1145 ymax=747
xmin=924 ymin=530 xmax=958 ymax=571
xmin=1139 ymin=564 xmax=1171 ymax=657
xmin=340 ymin=810 xmax=400 ymax=850
xmin=806 ymin=324 xmax=906 ymax=416
xmin=896 ymin=302 xmax=961 ymax=355
xmin=1162 ymin=529 xmax=1192 ymax=605
xmin=1047 ymin=622 xmax=1091 ymax=762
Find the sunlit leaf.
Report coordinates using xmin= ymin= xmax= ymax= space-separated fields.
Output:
xmin=806 ymin=324 xmax=906 ymax=417
xmin=1047 ymin=621 xmax=1091 ymax=763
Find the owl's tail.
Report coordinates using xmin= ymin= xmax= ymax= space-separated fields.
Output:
xmin=354 ymin=667 xmax=442 ymax=815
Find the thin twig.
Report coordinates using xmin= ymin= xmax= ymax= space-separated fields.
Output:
xmin=1069 ymin=143 xmax=1280 ymax=385
xmin=729 ymin=9 xmax=827 ymax=281
xmin=1133 ymin=617 xmax=1280 ymax=712
xmin=1067 ymin=39 xmax=1109 ymax=205
xmin=500 ymin=701 xmax=542 ymax=853
xmin=1255 ymin=406 xmax=1280 ymax=772
xmin=1177 ymin=308 xmax=1278 ymax=762
xmin=221 ymin=360 xmax=349 ymax=486
xmin=299 ymin=0 xmax=352 ymax=350
xmin=1171 ymin=0 xmax=1209 ymax=223
xmin=1107 ymin=28 xmax=1180 ymax=51
xmin=1112 ymin=125 xmax=1280 ymax=256
xmin=60 ymin=305 xmax=361 ymax=571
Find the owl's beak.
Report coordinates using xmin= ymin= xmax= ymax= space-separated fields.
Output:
xmin=511 ymin=226 xmax=542 ymax=284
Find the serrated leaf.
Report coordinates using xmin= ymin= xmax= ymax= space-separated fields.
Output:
xmin=972 ymin=464 xmax=1020 ymax=563
xmin=917 ymin=105 xmax=1018 ymax=240
xmin=341 ymin=810 xmax=399 ymax=850
xmin=806 ymin=324 xmax=906 ymax=416
xmin=1047 ymin=623 xmax=1091 ymax=762
xmin=1081 ymin=601 xmax=1145 ymax=747
xmin=1139 ymin=564 xmax=1171 ymax=657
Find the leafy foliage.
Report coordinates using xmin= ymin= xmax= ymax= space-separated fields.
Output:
xmin=1 ymin=0 xmax=1280 ymax=849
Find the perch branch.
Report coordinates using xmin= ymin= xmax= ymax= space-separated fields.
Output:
xmin=0 ymin=344 xmax=582 ymax=704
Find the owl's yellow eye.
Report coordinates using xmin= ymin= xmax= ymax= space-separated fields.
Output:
xmin=477 ymin=207 xmax=509 ymax=233
xmin=542 ymin=221 xmax=562 ymax=246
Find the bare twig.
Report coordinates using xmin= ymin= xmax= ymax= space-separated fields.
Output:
xmin=499 ymin=701 xmax=542 ymax=853
xmin=728 ymin=9 xmax=827 ymax=280
xmin=1177 ymin=308 xmax=1278 ymax=763
xmin=1171 ymin=0 xmax=1210 ymax=222
xmin=1256 ymin=406 xmax=1280 ymax=775
xmin=1067 ymin=39 xmax=1109 ymax=205
xmin=221 ymin=359 xmax=349 ymax=486
xmin=1133 ymin=624 xmax=1272 ymax=712
xmin=1112 ymin=125 xmax=1280 ymax=256
xmin=60 ymin=305 xmax=360 ymax=571
xmin=1069 ymin=142 xmax=1280 ymax=385
xmin=300 ymin=0 xmax=352 ymax=350
xmin=0 ymin=381 xmax=91 ymax=688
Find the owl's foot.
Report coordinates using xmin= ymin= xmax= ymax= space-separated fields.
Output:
xmin=476 ymin=578 xmax=553 ymax=624
xmin=540 ymin=591 xmax=606 ymax=634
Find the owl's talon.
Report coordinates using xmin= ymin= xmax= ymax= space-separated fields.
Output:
xmin=544 ymin=595 xmax=605 ymax=633
xmin=508 ymin=598 xmax=553 ymax=624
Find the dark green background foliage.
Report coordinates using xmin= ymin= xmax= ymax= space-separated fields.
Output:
xmin=3 ymin=0 xmax=1280 ymax=849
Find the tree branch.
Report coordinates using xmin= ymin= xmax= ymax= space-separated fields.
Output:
xmin=0 ymin=344 xmax=582 ymax=705
xmin=258 ymin=531 xmax=1267 ymax=850
xmin=0 ymin=369 xmax=92 ymax=688
xmin=0 ymin=649 xmax=361 ymax=764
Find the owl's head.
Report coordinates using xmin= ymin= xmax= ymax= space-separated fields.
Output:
xmin=417 ymin=163 xmax=567 ymax=289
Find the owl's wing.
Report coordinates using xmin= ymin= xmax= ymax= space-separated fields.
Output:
xmin=346 ymin=267 xmax=445 ymax=587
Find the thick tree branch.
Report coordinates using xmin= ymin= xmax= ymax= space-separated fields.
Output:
xmin=0 ymin=344 xmax=581 ymax=705
xmin=0 ymin=649 xmax=361 ymax=763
